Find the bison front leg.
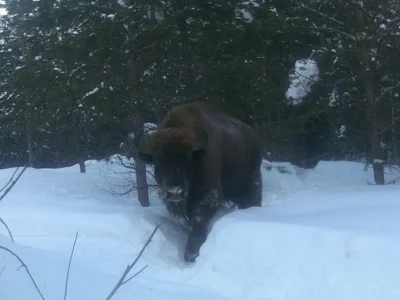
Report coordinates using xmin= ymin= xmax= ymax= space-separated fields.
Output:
xmin=184 ymin=224 xmax=208 ymax=263
xmin=184 ymin=189 xmax=221 ymax=263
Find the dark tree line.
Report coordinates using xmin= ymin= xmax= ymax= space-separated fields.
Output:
xmin=1 ymin=0 xmax=400 ymax=193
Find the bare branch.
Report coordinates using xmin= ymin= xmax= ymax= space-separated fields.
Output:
xmin=0 ymin=246 xmax=46 ymax=300
xmin=122 ymin=265 xmax=148 ymax=285
xmin=0 ymin=25 xmax=16 ymax=35
xmin=98 ymin=154 xmax=157 ymax=198
xmin=290 ymin=67 xmax=319 ymax=92
xmin=378 ymin=115 xmax=400 ymax=134
xmin=0 ymin=166 xmax=28 ymax=203
xmin=105 ymin=224 xmax=161 ymax=300
xmin=311 ymin=24 xmax=356 ymax=41
xmin=0 ymin=217 xmax=14 ymax=243
xmin=64 ymin=232 xmax=79 ymax=300
xmin=113 ymin=154 xmax=136 ymax=170
xmin=377 ymin=56 xmax=393 ymax=71
xmin=300 ymin=4 xmax=344 ymax=26
xmin=293 ymin=67 xmax=318 ymax=83
xmin=385 ymin=171 xmax=400 ymax=185
xmin=0 ymin=265 xmax=5 ymax=277
xmin=376 ymin=82 xmax=400 ymax=103
xmin=0 ymin=167 xmax=20 ymax=194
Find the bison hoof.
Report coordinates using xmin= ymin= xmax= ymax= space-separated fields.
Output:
xmin=184 ymin=250 xmax=199 ymax=263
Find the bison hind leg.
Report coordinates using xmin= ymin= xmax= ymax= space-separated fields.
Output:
xmin=236 ymin=168 xmax=262 ymax=209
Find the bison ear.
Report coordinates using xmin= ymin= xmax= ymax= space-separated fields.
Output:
xmin=133 ymin=131 xmax=154 ymax=164
xmin=193 ymin=126 xmax=208 ymax=158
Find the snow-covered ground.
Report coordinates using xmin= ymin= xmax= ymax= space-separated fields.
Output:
xmin=1 ymin=156 xmax=400 ymax=299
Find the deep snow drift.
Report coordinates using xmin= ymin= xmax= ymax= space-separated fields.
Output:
xmin=1 ymin=156 xmax=400 ymax=300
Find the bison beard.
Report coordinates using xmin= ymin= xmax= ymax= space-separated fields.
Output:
xmin=134 ymin=102 xmax=262 ymax=262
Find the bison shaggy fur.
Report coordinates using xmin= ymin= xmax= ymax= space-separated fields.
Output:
xmin=134 ymin=102 xmax=262 ymax=262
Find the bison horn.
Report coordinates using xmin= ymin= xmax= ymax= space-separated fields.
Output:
xmin=193 ymin=126 xmax=208 ymax=151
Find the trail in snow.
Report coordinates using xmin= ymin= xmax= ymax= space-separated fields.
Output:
xmin=1 ymin=156 xmax=400 ymax=299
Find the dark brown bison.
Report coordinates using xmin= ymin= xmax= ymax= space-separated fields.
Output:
xmin=134 ymin=102 xmax=262 ymax=262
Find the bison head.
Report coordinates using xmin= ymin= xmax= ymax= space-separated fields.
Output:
xmin=134 ymin=126 xmax=208 ymax=204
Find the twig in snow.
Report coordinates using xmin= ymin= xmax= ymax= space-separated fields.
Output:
xmin=0 ymin=167 xmax=20 ymax=194
xmin=122 ymin=265 xmax=148 ymax=285
xmin=105 ymin=224 xmax=161 ymax=300
xmin=63 ymin=231 xmax=79 ymax=300
xmin=0 ymin=217 xmax=14 ymax=242
xmin=383 ymin=173 xmax=400 ymax=185
xmin=0 ymin=166 xmax=28 ymax=203
xmin=0 ymin=246 xmax=46 ymax=300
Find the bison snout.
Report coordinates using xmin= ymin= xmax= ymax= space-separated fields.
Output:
xmin=166 ymin=186 xmax=185 ymax=203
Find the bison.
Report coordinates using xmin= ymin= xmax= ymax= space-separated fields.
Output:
xmin=134 ymin=102 xmax=262 ymax=262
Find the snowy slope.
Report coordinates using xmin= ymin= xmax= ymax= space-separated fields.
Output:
xmin=1 ymin=156 xmax=400 ymax=299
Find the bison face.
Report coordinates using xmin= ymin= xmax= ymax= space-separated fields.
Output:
xmin=134 ymin=126 xmax=208 ymax=205
xmin=153 ymin=157 xmax=190 ymax=204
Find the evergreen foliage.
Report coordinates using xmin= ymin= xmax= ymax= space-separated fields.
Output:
xmin=1 ymin=0 xmax=400 ymax=186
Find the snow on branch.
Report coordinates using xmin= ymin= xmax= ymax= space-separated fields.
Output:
xmin=117 ymin=0 xmax=127 ymax=7
xmin=385 ymin=17 xmax=400 ymax=27
xmin=286 ymin=58 xmax=319 ymax=105
xmin=81 ymin=87 xmax=99 ymax=101
xmin=127 ymin=122 xmax=158 ymax=140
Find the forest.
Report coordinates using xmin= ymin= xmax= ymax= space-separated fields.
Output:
xmin=1 ymin=0 xmax=400 ymax=194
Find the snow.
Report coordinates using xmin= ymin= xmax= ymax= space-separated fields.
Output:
xmin=82 ymin=87 xmax=99 ymax=100
xmin=336 ymin=124 xmax=346 ymax=138
xmin=235 ymin=8 xmax=254 ymax=23
xmin=127 ymin=122 xmax=157 ymax=140
xmin=235 ymin=0 xmax=265 ymax=23
xmin=286 ymin=58 xmax=319 ymax=104
xmin=329 ymin=88 xmax=337 ymax=106
xmin=144 ymin=122 xmax=158 ymax=135
xmin=117 ymin=0 xmax=127 ymax=7
xmin=0 ymin=0 xmax=6 ymax=16
xmin=1 ymin=156 xmax=400 ymax=299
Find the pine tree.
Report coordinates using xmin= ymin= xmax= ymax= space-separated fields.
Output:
xmin=297 ymin=0 xmax=400 ymax=184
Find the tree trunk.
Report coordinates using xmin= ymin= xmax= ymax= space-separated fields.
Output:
xmin=358 ymin=32 xmax=384 ymax=184
xmin=150 ymin=3 xmax=166 ymax=128
xmin=53 ymin=124 xmax=61 ymax=168
xmin=390 ymin=97 xmax=397 ymax=161
xmin=154 ymin=104 xmax=165 ymax=126
xmin=72 ymin=112 xmax=86 ymax=173
xmin=125 ymin=22 xmax=150 ymax=207
xmin=133 ymin=112 xmax=150 ymax=207
xmin=26 ymin=120 xmax=34 ymax=168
